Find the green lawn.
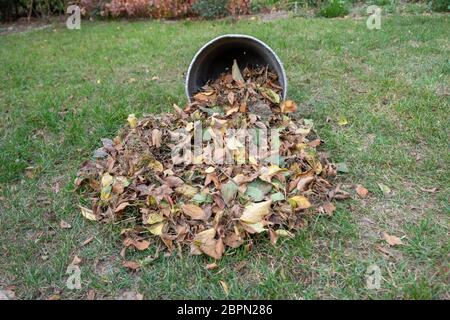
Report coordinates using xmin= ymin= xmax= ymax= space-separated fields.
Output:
xmin=0 ymin=13 xmax=449 ymax=299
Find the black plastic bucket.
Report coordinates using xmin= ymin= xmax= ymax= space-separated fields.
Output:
xmin=185 ymin=34 xmax=287 ymax=102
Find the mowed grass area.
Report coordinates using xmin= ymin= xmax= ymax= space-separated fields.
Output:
xmin=0 ymin=14 xmax=449 ymax=299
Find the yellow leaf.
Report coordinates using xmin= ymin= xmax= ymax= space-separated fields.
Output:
xmin=147 ymin=222 xmax=165 ymax=235
xmin=148 ymin=159 xmax=163 ymax=172
xmin=259 ymin=165 xmax=287 ymax=183
xmin=175 ymin=185 xmax=198 ymax=198
xmin=288 ymin=195 xmax=311 ymax=210
xmin=219 ymin=280 xmax=229 ymax=296
xmin=101 ymin=172 xmax=113 ymax=188
xmin=205 ymin=166 xmax=215 ymax=174
xmin=275 ymin=229 xmax=294 ymax=238
xmin=337 ymin=116 xmax=348 ymax=126
xmin=240 ymin=200 xmax=272 ymax=224
xmin=242 ymin=221 xmax=266 ymax=233
xmin=79 ymin=206 xmax=97 ymax=221
xmin=127 ymin=114 xmax=137 ymax=128
xmin=100 ymin=186 xmax=112 ymax=201
xmin=142 ymin=212 xmax=165 ymax=225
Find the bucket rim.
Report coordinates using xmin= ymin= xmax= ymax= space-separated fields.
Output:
xmin=185 ymin=34 xmax=287 ymax=103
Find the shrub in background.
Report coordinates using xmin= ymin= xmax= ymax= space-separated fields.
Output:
xmin=191 ymin=0 xmax=228 ymax=19
xmin=103 ymin=0 xmax=150 ymax=18
xmin=148 ymin=0 xmax=194 ymax=18
xmin=228 ymin=0 xmax=251 ymax=15
xmin=429 ymin=0 xmax=449 ymax=12
xmin=318 ymin=0 xmax=349 ymax=17
xmin=79 ymin=0 xmax=109 ymax=18
xmin=103 ymin=0 xmax=194 ymax=19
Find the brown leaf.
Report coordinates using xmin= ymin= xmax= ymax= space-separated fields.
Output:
xmin=382 ymin=232 xmax=403 ymax=246
xmin=181 ymin=204 xmax=206 ymax=220
xmin=164 ymin=176 xmax=184 ymax=188
xmin=227 ymin=92 xmax=235 ymax=105
xmin=123 ymin=260 xmax=140 ymax=270
xmin=232 ymin=59 xmax=244 ymax=83
xmin=280 ymin=100 xmax=297 ymax=113
xmin=81 ymin=236 xmax=94 ymax=247
xmin=420 ymin=187 xmax=438 ymax=193
xmin=123 ymin=238 xmax=150 ymax=251
xmin=86 ymin=289 xmax=95 ymax=300
xmin=71 ymin=255 xmax=81 ymax=265
xmin=114 ymin=202 xmax=130 ymax=213
xmin=60 ymin=219 xmax=72 ymax=229
xmin=206 ymin=263 xmax=218 ymax=270
xmin=356 ymin=185 xmax=369 ymax=198
xmin=322 ymin=202 xmax=336 ymax=216
xmin=193 ymin=228 xmax=222 ymax=259
xmin=151 ymin=129 xmax=162 ymax=148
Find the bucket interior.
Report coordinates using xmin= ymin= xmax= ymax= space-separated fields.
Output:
xmin=186 ymin=36 xmax=286 ymax=102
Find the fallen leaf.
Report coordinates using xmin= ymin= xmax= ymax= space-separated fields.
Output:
xmin=322 ymin=202 xmax=336 ymax=216
xmin=383 ymin=232 xmax=403 ymax=246
xmin=245 ymin=179 xmax=272 ymax=202
xmin=259 ymin=165 xmax=287 ymax=183
xmin=262 ymin=88 xmax=280 ymax=104
xmin=123 ymin=260 xmax=140 ymax=270
xmin=142 ymin=212 xmax=165 ymax=225
xmin=79 ymin=206 xmax=97 ymax=221
xmin=151 ymin=129 xmax=162 ymax=148
xmin=219 ymin=280 xmax=229 ymax=296
xmin=60 ymin=219 xmax=72 ymax=229
xmin=337 ymin=116 xmax=348 ymax=126
xmin=0 ymin=289 xmax=15 ymax=300
xmin=71 ymin=255 xmax=81 ymax=265
xmin=181 ymin=204 xmax=206 ymax=220
xmin=240 ymin=200 xmax=272 ymax=224
xmin=288 ymin=195 xmax=311 ymax=210
xmin=147 ymin=222 xmax=165 ymax=235
xmin=356 ymin=185 xmax=369 ymax=198
xmin=114 ymin=202 xmax=130 ymax=213
xmin=280 ymin=100 xmax=297 ymax=113
xmin=175 ymin=184 xmax=198 ymax=197
xmin=81 ymin=236 xmax=94 ymax=247
xmin=205 ymin=166 xmax=215 ymax=174
xmin=206 ymin=263 xmax=218 ymax=270
xmin=148 ymin=159 xmax=164 ymax=172
xmin=164 ymin=176 xmax=184 ymax=187
xmin=378 ymin=183 xmax=391 ymax=195
xmin=193 ymin=228 xmax=222 ymax=259
xmin=116 ymin=290 xmax=144 ymax=300
xmin=275 ymin=229 xmax=294 ymax=238
xmin=133 ymin=240 xmax=150 ymax=251
xmin=127 ymin=114 xmax=137 ymax=128
xmin=221 ymin=180 xmax=238 ymax=206
xmin=227 ymin=92 xmax=235 ymax=105
xmin=86 ymin=289 xmax=95 ymax=300
xmin=232 ymin=59 xmax=244 ymax=83
xmin=420 ymin=187 xmax=438 ymax=193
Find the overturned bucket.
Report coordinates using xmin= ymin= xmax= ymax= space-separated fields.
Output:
xmin=185 ymin=34 xmax=287 ymax=102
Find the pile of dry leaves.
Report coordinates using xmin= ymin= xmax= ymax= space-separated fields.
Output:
xmin=75 ymin=61 xmax=349 ymax=266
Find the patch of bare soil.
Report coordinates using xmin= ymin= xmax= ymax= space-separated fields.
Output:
xmin=0 ymin=17 xmax=61 ymax=36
